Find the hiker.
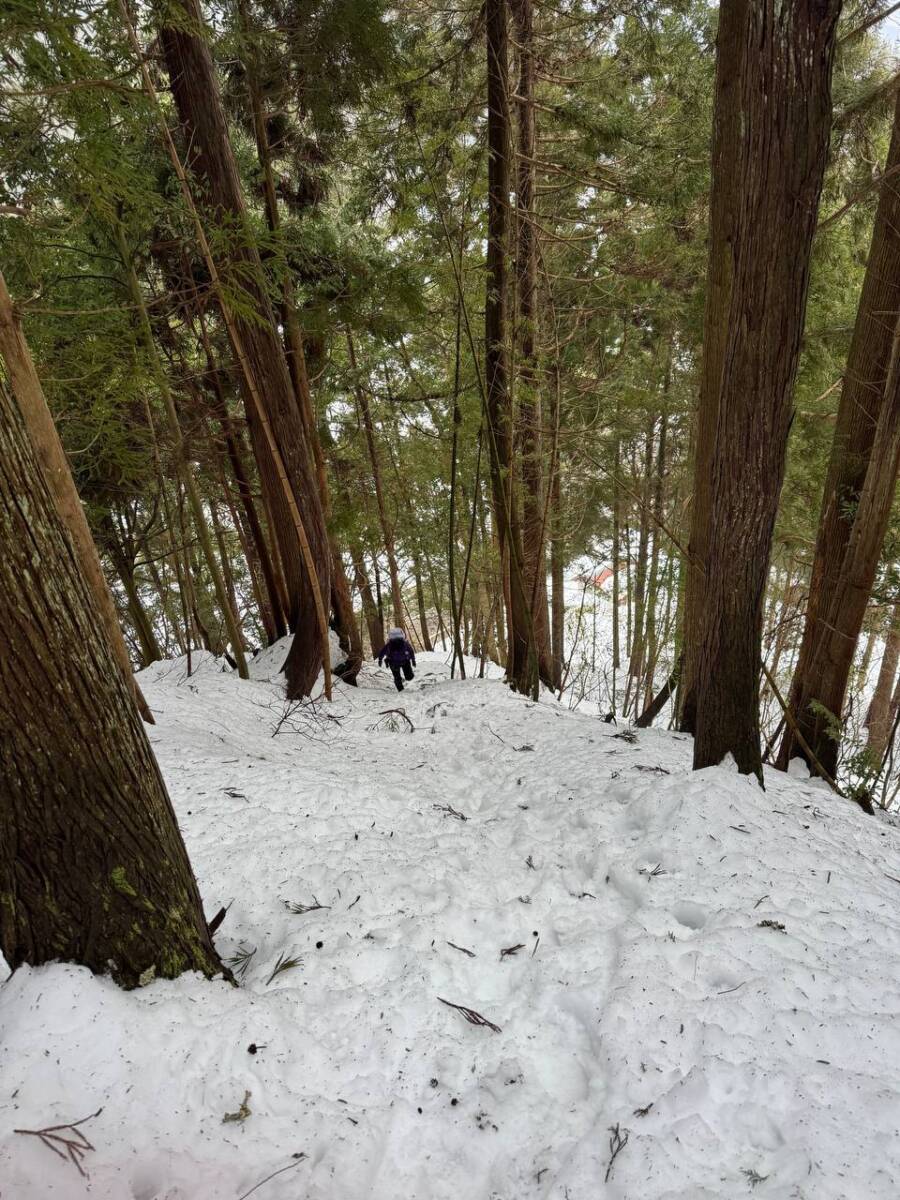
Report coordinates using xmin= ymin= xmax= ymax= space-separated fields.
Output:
xmin=376 ymin=627 xmax=417 ymax=691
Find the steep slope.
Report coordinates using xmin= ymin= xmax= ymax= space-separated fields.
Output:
xmin=1 ymin=648 xmax=899 ymax=1199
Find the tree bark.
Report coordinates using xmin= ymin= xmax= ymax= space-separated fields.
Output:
xmin=779 ymin=350 xmax=900 ymax=776
xmin=625 ymin=420 xmax=654 ymax=716
xmin=513 ymin=0 xmax=554 ymax=688
xmin=485 ymin=0 xmax=536 ymax=696
xmin=156 ymin=0 xmax=330 ymax=698
xmin=235 ymin=14 xmax=361 ymax=671
xmin=352 ymin=545 xmax=383 ymax=655
xmin=678 ymin=0 xmax=747 ymax=733
xmin=693 ymin=0 xmax=842 ymax=779
xmin=643 ymin=410 xmax=669 ymax=709
xmin=866 ymin=606 xmax=900 ymax=760
xmin=0 ymin=272 xmax=155 ymax=723
xmin=548 ymin=362 xmax=564 ymax=690
xmin=197 ymin=323 xmax=288 ymax=642
xmin=778 ymin=88 xmax=900 ymax=773
xmin=0 ymin=367 xmax=223 ymax=987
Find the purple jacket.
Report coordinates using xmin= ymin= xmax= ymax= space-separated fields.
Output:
xmin=377 ymin=638 xmax=416 ymax=668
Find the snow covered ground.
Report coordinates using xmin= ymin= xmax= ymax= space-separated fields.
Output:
xmin=3 ymin=647 xmax=900 ymax=1199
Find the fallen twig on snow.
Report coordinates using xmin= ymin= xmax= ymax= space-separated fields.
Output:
xmin=236 ymin=1154 xmax=307 ymax=1200
xmin=500 ymin=943 xmax=525 ymax=960
xmin=446 ymin=941 xmax=476 ymax=957
xmin=716 ymin=980 xmax=747 ymax=995
xmin=223 ymin=1091 xmax=251 ymax=1124
xmin=376 ymin=708 xmax=415 ymax=732
xmin=741 ymin=1167 xmax=769 ymax=1188
xmin=638 ymin=863 xmax=666 ymax=878
xmin=434 ymin=803 xmax=468 ymax=821
xmin=437 ymin=996 xmax=502 ymax=1033
xmin=605 ymin=1123 xmax=629 ymax=1182
xmin=283 ymin=897 xmax=330 ymax=915
xmin=225 ymin=943 xmax=257 ymax=981
xmin=14 ymin=1108 xmax=103 ymax=1178
xmin=265 ymin=951 xmax=302 ymax=986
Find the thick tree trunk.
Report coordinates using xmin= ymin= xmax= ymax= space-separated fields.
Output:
xmin=0 ymin=370 xmax=223 ymax=987
xmin=0 ymin=272 xmax=154 ymax=723
xmin=678 ymin=0 xmax=747 ymax=733
xmin=693 ymin=0 xmax=841 ymax=779
xmin=485 ymin=0 xmax=535 ymax=696
xmin=513 ymin=0 xmax=554 ymax=689
xmin=778 ymin=89 xmax=900 ymax=773
xmin=157 ymin=0 xmax=330 ymax=698
xmin=235 ymin=18 xmax=362 ymax=673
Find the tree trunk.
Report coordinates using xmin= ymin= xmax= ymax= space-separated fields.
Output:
xmin=102 ymin=514 xmax=162 ymax=668
xmin=200 ymin=332 xmax=288 ymax=642
xmin=448 ymin=300 xmax=467 ymax=676
xmin=693 ymin=0 xmax=841 ymax=779
xmin=866 ymin=607 xmax=900 ymax=760
xmin=413 ymin=555 xmax=433 ymax=651
xmin=156 ymin=0 xmax=330 ymax=698
xmin=778 ymin=88 xmax=900 ymax=773
xmin=351 ymin=543 xmax=383 ymax=654
xmin=643 ymin=411 xmax=669 ymax=709
xmin=0 ymin=271 xmax=154 ymax=723
xmin=548 ymin=363 xmax=564 ymax=691
xmin=485 ymin=0 xmax=535 ymax=696
xmin=625 ymin=420 xmax=654 ymax=715
xmin=780 ymin=352 xmax=900 ymax=776
xmin=513 ymin=0 xmax=554 ymax=688
xmin=611 ymin=431 xmax=621 ymax=711
xmin=235 ymin=14 xmax=362 ymax=673
xmin=346 ymin=330 xmax=404 ymax=627
xmin=678 ymin=0 xmax=747 ymax=733
xmin=0 ymin=368 xmax=223 ymax=987
xmin=115 ymin=230 xmax=250 ymax=678
xmin=858 ymin=618 xmax=879 ymax=688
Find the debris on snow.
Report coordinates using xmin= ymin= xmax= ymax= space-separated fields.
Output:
xmin=3 ymin=648 xmax=900 ymax=1198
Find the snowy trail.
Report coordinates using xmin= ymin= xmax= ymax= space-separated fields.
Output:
xmin=2 ymin=648 xmax=900 ymax=1198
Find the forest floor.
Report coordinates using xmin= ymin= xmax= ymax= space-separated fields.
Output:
xmin=2 ymin=647 xmax=900 ymax=1199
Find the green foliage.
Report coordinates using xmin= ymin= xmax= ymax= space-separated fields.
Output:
xmin=1 ymin=0 xmax=898 ymax=784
